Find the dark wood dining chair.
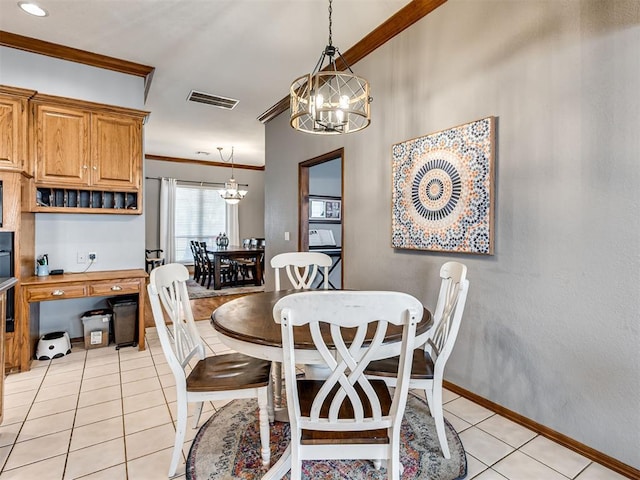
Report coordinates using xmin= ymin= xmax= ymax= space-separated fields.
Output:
xmin=273 ymin=290 xmax=423 ymax=479
xmin=365 ymin=261 xmax=469 ymax=459
xmin=189 ymin=240 xmax=202 ymax=283
xmin=144 ymin=248 xmax=164 ymax=273
xmin=235 ymin=238 xmax=265 ymax=284
xmin=147 ymin=263 xmax=273 ymax=477
xmin=197 ymin=241 xmax=237 ymax=288
xmin=197 ymin=241 xmax=215 ymax=288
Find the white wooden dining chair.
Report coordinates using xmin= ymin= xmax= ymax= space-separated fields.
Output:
xmin=365 ymin=261 xmax=469 ymax=459
xmin=270 ymin=251 xmax=332 ymax=290
xmin=147 ymin=263 xmax=273 ymax=477
xmin=269 ymin=251 xmax=333 ymax=408
xmin=273 ymin=290 xmax=423 ymax=480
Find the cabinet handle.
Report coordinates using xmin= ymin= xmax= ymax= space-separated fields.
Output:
xmin=83 ymin=165 xmax=88 ymax=169
xmin=52 ymin=290 xmax=65 ymax=296
xmin=111 ymin=285 xmax=122 ymax=291
xmin=93 ymin=166 xmax=97 ymax=170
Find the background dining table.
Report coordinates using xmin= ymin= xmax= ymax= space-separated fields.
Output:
xmin=205 ymin=244 xmax=264 ymax=290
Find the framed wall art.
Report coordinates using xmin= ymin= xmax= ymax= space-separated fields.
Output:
xmin=391 ymin=116 xmax=496 ymax=255
xmin=309 ymin=196 xmax=341 ymax=222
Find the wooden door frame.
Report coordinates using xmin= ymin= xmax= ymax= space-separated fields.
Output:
xmin=298 ymin=148 xmax=344 ymax=285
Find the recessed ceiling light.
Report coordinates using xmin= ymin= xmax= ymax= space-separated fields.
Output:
xmin=18 ymin=1 xmax=48 ymax=17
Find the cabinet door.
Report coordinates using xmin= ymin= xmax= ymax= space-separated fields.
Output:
xmin=0 ymin=95 xmax=28 ymax=171
xmin=91 ymin=113 xmax=142 ymax=189
xmin=34 ymin=104 xmax=90 ymax=185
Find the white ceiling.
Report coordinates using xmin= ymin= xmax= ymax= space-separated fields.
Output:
xmin=0 ymin=0 xmax=413 ymax=166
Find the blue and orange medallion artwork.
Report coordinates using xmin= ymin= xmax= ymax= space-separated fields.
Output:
xmin=392 ymin=117 xmax=495 ymax=254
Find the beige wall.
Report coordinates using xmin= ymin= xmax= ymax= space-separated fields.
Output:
xmin=265 ymin=0 xmax=640 ymax=469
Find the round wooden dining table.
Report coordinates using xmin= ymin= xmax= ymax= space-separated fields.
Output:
xmin=210 ymin=289 xmax=433 ymax=480
xmin=210 ymin=289 xmax=434 ymax=365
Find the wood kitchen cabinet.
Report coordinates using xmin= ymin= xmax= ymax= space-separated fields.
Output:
xmin=91 ymin=113 xmax=142 ymax=189
xmin=30 ymin=94 xmax=147 ymax=213
xmin=33 ymin=102 xmax=89 ymax=186
xmin=0 ymin=171 xmax=35 ymax=374
xmin=0 ymin=86 xmax=36 ymax=174
xmin=0 ymin=277 xmax=18 ymax=422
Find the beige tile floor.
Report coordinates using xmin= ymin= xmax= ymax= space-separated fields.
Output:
xmin=0 ymin=321 xmax=628 ymax=480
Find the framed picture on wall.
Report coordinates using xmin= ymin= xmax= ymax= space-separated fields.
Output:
xmin=392 ymin=116 xmax=496 ymax=255
xmin=309 ymin=196 xmax=341 ymax=222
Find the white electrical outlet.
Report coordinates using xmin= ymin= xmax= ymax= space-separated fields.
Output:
xmin=88 ymin=252 xmax=97 ymax=262
xmin=77 ymin=252 xmax=87 ymax=264
xmin=284 ymin=231 xmax=290 ymax=241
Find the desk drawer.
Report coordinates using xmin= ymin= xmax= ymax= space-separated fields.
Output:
xmin=27 ymin=284 xmax=87 ymax=301
xmin=89 ymin=280 xmax=140 ymax=297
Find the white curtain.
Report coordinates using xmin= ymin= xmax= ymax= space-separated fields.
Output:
xmin=226 ymin=203 xmax=240 ymax=246
xmin=160 ymin=177 xmax=177 ymax=263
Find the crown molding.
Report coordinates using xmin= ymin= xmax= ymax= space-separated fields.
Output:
xmin=0 ymin=30 xmax=156 ymax=100
xmin=257 ymin=0 xmax=448 ymax=124
xmin=145 ymin=154 xmax=265 ymax=171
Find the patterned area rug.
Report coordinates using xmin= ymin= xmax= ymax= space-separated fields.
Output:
xmin=186 ymin=394 xmax=467 ymax=479
xmin=186 ymin=279 xmax=265 ymax=299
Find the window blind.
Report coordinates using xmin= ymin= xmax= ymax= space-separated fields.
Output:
xmin=174 ymin=184 xmax=226 ymax=263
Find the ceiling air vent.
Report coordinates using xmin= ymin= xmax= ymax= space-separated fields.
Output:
xmin=187 ymin=90 xmax=238 ymax=110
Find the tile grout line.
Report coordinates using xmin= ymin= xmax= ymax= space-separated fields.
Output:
xmin=0 ymin=359 xmax=56 ymax=474
xmin=61 ymin=348 xmax=88 ymax=480
xmin=116 ymin=346 xmax=130 ymax=480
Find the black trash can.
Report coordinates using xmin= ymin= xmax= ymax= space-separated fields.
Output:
xmin=107 ymin=295 xmax=138 ymax=349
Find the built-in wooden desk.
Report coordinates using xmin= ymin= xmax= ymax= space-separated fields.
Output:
xmin=19 ymin=269 xmax=147 ymax=372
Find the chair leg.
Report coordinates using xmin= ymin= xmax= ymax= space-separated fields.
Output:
xmin=425 ymin=386 xmax=434 ymax=417
xmin=290 ymin=440 xmax=302 ymax=480
xmin=258 ymin=389 xmax=271 ymax=467
xmin=273 ymin=361 xmax=282 ymax=409
xmin=169 ymin=398 xmax=188 ymax=477
xmin=192 ymin=401 xmax=204 ymax=429
xmin=267 ymin=373 xmax=275 ymax=423
xmin=431 ymin=385 xmax=451 ymax=459
xmin=388 ymin=429 xmax=402 ymax=480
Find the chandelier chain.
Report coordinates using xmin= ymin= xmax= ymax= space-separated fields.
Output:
xmin=218 ymin=146 xmax=235 ymax=179
xmin=328 ymin=0 xmax=333 ymax=46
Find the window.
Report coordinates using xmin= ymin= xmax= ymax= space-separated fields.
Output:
xmin=174 ymin=184 xmax=226 ymax=263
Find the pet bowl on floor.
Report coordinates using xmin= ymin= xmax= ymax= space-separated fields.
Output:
xmin=36 ymin=331 xmax=71 ymax=360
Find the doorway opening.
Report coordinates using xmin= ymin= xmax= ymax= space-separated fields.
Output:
xmin=299 ymin=148 xmax=344 ymax=289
